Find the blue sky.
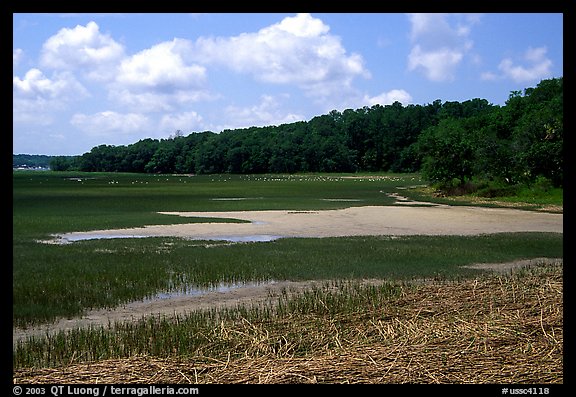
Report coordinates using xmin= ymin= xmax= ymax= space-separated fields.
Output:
xmin=13 ymin=13 xmax=563 ymax=156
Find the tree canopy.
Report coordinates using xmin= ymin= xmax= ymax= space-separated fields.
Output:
xmin=51 ymin=77 xmax=563 ymax=189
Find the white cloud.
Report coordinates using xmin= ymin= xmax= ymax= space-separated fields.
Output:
xmin=70 ymin=111 xmax=150 ymax=136
xmin=159 ymin=111 xmax=204 ymax=134
xmin=13 ymin=68 xmax=88 ymax=124
xmin=216 ymin=95 xmax=305 ymax=131
xmin=363 ymin=89 xmax=413 ymax=106
xmin=13 ymin=48 xmax=23 ymax=67
xmin=498 ymin=46 xmax=552 ymax=83
xmin=40 ymin=21 xmax=124 ymax=81
xmin=110 ymin=39 xmax=210 ymax=112
xmin=480 ymin=46 xmax=553 ymax=83
xmin=275 ymin=12 xmax=330 ymax=37
xmin=116 ymin=39 xmax=205 ymax=89
xmin=192 ymin=13 xmax=369 ymax=99
xmin=407 ymin=13 xmax=479 ymax=81
xmin=111 ymin=89 xmax=212 ymax=113
xmin=24 ymin=14 xmax=369 ymax=131
xmin=13 ymin=68 xmax=87 ymax=99
xmin=408 ymin=45 xmax=464 ymax=82
xmin=40 ymin=22 xmax=124 ymax=80
xmin=480 ymin=71 xmax=498 ymax=81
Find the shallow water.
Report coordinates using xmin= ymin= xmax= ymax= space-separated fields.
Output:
xmin=60 ymin=234 xmax=148 ymax=243
xmin=144 ymin=279 xmax=278 ymax=301
xmin=57 ymin=233 xmax=283 ymax=244
xmin=210 ymin=197 xmax=263 ymax=201
xmin=194 ymin=235 xmax=282 ymax=243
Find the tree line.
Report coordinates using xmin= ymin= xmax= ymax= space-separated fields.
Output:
xmin=13 ymin=154 xmax=52 ymax=169
xmin=51 ymin=77 xmax=562 ymax=189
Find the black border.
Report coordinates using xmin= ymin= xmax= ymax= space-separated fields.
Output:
xmin=7 ymin=0 xmax=571 ymax=391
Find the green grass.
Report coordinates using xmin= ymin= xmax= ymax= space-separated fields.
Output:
xmin=13 ymin=233 xmax=563 ymax=327
xmin=12 ymin=171 xmax=563 ymax=374
xmin=13 ymin=171 xmax=563 ymax=328
xmin=499 ymin=185 xmax=563 ymax=207
xmin=13 ymin=171 xmax=417 ymax=238
xmin=400 ymin=183 xmax=563 ymax=211
xmin=14 ymin=279 xmax=407 ymax=368
xmin=13 ymin=264 xmax=563 ymax=373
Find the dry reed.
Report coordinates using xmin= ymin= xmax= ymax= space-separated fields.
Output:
xmin=14 ymin=263 xmax=563 ymax=384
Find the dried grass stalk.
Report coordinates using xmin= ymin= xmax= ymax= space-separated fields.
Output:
xmin=14 ymin=264 xmax=563 ymax=384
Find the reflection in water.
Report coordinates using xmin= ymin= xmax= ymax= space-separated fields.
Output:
xmin=61 ymin=234 xmax=148 ymax=242
xmin=197 ymin=235 xmax=282 ymax=243
xmin=57 ymin=234 xmax=283 ymax=243
xmin=144 ymin=279 xmax=278 ymax=302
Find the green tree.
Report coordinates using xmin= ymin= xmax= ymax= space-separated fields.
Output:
xmin=418 ymin=118 xmax=476 ymax=186
xmin=49 ymin=156 xmax=81 ymax=171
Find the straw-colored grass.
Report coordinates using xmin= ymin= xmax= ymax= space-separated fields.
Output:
xmin=13 ymin=263 xmax=562 ymax=384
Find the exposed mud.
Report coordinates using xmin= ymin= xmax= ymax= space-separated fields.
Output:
xmin=18 ymin=203 xmax=563 ymax=345
xmin=49 ymin=203 xmax=562 ymax=244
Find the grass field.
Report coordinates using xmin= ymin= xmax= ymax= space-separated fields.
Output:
xmin=14 ymin=263 xmax=563 ymax=383
xmin=12 ymin=170 xmax=563 ymax=382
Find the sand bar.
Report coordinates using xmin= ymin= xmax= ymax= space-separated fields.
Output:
xmin=19 ymin=204 xmax=562 ymax=344
xmin=55 ymin=204 xmax=563 ymax=243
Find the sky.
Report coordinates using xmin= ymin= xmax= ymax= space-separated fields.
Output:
xmin=13 ymin=13 xmax=563 ymax=156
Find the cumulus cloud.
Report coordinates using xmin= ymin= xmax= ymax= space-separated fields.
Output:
xmin=498 ymin=47 xmax=553 ymax=83
xmin=407 ymin=13 xmax=479 ymax=81
xmin=40 ymin=21 xmax=124 ymax=81
xmin=159 ymin=111 xmax=204 ymax=134
xmin=110 ymin=39 xmax=211 ymax=112
xmin=116 ymin=39 xmax=205 ymax=89
xmin=13 ymin=68 xmax=88 ymax=124
xmin=70 ymin=111 xmax=151 ymax=136
xmin=363 ymin=89 xmax=413 ymax=106
xmin=21 ymin=15 xmax=370 ymax=130
xmin=192 ymin=13 xmax=369 ymax=99
xmin=408 ymin=45 xmax=465 ymax=82
xmin=37 ymin=21 xmax=212 ymax=113
xmin=216 ymin=95 xmax=305 ymax=131
xmin=13 ymin=69 xmax=84 ymax=99
xmin=480 ymin=46 xmax=553 ymax=83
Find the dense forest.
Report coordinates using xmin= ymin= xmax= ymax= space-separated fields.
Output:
xmin=48 ymin=77 xmax=562 ymax=189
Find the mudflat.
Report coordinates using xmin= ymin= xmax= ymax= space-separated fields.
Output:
xmin=55 ymin=204 xmax=563 ymax=243
xmin=19 ymin=203 xmax=562 ymax=345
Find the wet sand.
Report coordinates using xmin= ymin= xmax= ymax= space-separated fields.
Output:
xmin=18 ymin=203 xmax=562 ymax=345
xmin=54 ymin=204 xmax=563 ymax=243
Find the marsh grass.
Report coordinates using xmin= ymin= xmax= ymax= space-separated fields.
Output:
xmin=13 ymin=171 xmax=564 ymax=382
xmin=402 ymin=185 xmax=563 ymax=213
xmin=13 ymin=171 xmax=417 ymax=237
xmin=13 ymin=233 xmax=563 ymax=327
xmin=14 ymin=263 xmax=563 ymax=383
xmin=12 ymin=171 xmax=419 ymax=326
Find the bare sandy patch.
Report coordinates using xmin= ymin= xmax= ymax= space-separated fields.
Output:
xmin=20 ymin=204 xmax=562 ymax=345
xmin=13 ymin=279 xmax=342 ymax=345
xmin=462 ymin=257 xmax=563 ymax=272
xmin=14 ymin=258 xmax=562 ymax=345
xmin=53 ymin=204 xmax=563 ymax=244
